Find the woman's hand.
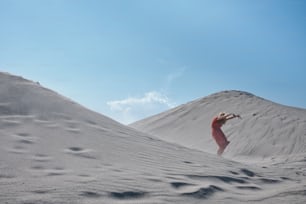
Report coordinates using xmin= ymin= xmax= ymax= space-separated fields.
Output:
xmin=233 ymin=114 xmax=241 ymax=119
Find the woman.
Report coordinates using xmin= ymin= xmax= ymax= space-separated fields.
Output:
xmin=211 ymin=112 xmax=241 ymax=156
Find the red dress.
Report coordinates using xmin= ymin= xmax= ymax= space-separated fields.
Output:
xmin=211 ymin=117 xmax=229 ymax=148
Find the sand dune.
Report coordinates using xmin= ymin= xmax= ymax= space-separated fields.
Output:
xmin=0 ymin=72 xmax=305 ymax=204
xmin=131 ymin=90 xmax=306 ymax=159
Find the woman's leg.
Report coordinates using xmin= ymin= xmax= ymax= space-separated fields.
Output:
xmin=217 ymin=147 xmax=224 ymax=156
xmin=217 ymin=141 xmax=230 ymax=156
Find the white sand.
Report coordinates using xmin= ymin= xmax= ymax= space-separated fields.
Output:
xmin=1 ymin=72 xmax=305 ymax=204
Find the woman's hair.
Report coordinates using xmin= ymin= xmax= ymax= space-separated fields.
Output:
xmin=218 ymin=112 xmax=226 ymax=118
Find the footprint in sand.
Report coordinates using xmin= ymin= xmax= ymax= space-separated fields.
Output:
xmin=0 ymin=115 xmax=35 ymax=128
xmin=170 ymin=182 xmax=195 ymax=189
xmin=8 ymin=145 xmax=29 ymax=154
xmin=0 ymin=173 xmax=15 ymax=179
xmin=31 ymin=165 xmax=46 ymax=170
xmin=32 ymin=189 xmax=54 ymax=194
xmin=61 ymin=120 xmax=82 ymax=134
xmin=13 ymin=133 xmax=37 ymax=145
xmin=181 ymin=174 xmax=254 ymax=195
xmin=30 ymin=163 xmax=68 ymax=177
xmin=65 ymin=127 xmax=81 ymax=134
xmin=258 ymin=178 xmax=281 ymax=184
xmin=31 ymin=154 xmax=53 ymax=162
xmin=180 ymin=185 xmax=224 ymax=199
xmin=16 ymin=132 xmax=30 ymax=137
xmin=170 ymin=175 xmax=227 ymax=199
xmin=85 ymin=120 xmax=97 ymax=126
xmin=108 ymin=191 xmax=147 ymax=200
xmin=45 ymin=167 xmax=70 ymax=176
xmin=7 ymin=132 xmax=35 ymax=154
xmin=240 ymin=168 xmax=256 ymax=177
xmin=34 ymin=119 xmax=59 ymax=128
xmin=79 ymin=191 xmax=103 ymax=198
xmin=64 ymin=147 xmax=96 ymax=159
xmin=68 ymin=147 xmax=84 ymax=152
xmin=1 ymin=118 xmax=21 ymax=127
xmin=186 ymin=174 xmax=248 ymax=184
xmin=236 ymin=185 xmax=261 ymax=190
xmin=30 ymin=165 xmax=69 ymax=176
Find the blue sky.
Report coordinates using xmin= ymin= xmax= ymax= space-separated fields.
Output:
xmin=1 ymin=0 xmax=306 ymax=124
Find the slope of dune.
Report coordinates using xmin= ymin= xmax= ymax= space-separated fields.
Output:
xmin=131 ymin=91 xmax=306 ymax=159
xmin=1 ymin=72 xmax=305 ymax=204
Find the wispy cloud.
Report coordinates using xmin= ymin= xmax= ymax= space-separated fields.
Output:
xmin=166 ymin=67 xmax=186 ymax=85
xmin=107 ymin=67 xmax=186 ymax=124
xmin=107 ymin=91 xmax=176 ymax=124
xmin=164 ymin=67 xmax=186 ymax=91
